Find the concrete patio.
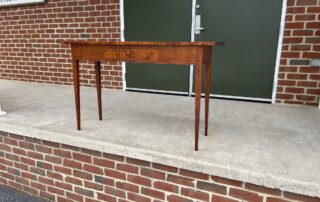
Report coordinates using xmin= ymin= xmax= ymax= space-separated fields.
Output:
xmin=0 ymin=80 xmax=319 ymax=198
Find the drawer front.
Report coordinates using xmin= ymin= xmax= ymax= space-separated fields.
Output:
xmin=104 ymin=48 xmax=158 ymax=62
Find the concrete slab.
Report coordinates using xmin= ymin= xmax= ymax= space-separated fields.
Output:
xmin=0 ymin=80 xmax=319 ymax=197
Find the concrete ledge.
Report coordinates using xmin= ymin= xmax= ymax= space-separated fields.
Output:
xmin=0 ymin=80 xmax=319 ymax=197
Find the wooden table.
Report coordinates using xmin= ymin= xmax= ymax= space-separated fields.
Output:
xmin=64 ymin=41 xmax=223 ymax=151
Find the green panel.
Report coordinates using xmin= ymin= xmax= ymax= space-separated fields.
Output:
xmin=196 ymin=0 xmax=282 ymax=99
xmin=124 ymin=0 xmax=192 ymax=92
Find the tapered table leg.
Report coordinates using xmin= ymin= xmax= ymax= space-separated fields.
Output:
xmin=95 ymin=61 xmax=102 ymax=121
xmin=205 ymin=63 xmax=212 ymax=136
xmin=73 ymin=59 xmax=81 ymax=130
xmin=194 ymin=62 xmax=203 ymax=151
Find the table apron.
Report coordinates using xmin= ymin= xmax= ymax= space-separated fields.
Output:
xmin=71 ymin=45 xmax=212 ymax=65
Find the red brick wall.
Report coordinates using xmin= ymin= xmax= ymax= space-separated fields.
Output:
xmin=277 ymin=0 xmax=320 ymax=106
xmin=0 ymin=131 xmax=319 ymax=202
xmin=0 ymin=0 xmax=319 ymax=106
xmin=0 ymin=0 xmax=123 ymax=89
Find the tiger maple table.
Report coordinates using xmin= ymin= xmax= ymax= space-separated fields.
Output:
xmin=63 ymin=41 xmax=223 ymax=151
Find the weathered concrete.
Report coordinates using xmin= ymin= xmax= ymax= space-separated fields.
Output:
xmin=0 ymin=80 xmax=319 ymax=197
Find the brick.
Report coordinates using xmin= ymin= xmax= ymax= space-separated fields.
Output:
xmin=103 ymin=153 xmax=124 ymax=162
xmin=245 ymin=183 xmax=281 ymax=196
xmin=181 ymin=187 xmax=210 ymax=201
xmin=19 ymin=141 xmax=35 ymax=150
xmin=57 ymin=196 xmax=73 ymax=202
xmin=141 ymin=187 xmax=165 ymax=200
xmin=3 ymin=137 xmax=18 ymax=146
xmin=27 ymin=151 xmax=44 ymax=160
xmin=126 ymin=157 xmax=151 ymax=167
xmin=267 ymin=197 xmax=291 ymax=202
xmin=48 ymin=186 xmax=65 ymax=196
xmin=21 ymin=171 xmax=37 ymax=180
xmin=61 ymin=145 xmax=80 ymax=151
xmin=63 ymin=159 xmax=82 ymax=169
xmin=104 ymin=168 xmax=126 ymax=180
xmin=285 ymin=87 xmax=305 ymax=94
xmin=55 ymin=181 xmax=73 ymax=191
xmin=141 ymin=168 xmax=165 ymax=180
xmin=212 ymin=195 xmax=239 ymax=202
xmin=36 ymin=161 xmax=53 ymax=170
xmin=276 ymin=93 xmax=294 ymax=100
xmin=54 ymin=165 xmax=72 ymax=175
xmin=197 ymin=181 xmax=227 ymax=194
xmin=152 ymin=163 xmax=178 ymax=173
xmin=291 ymin=45 xmax=311 ymax=51
xmin=81 ymin=148 xmax=102 ymax=157
xmin=307 ymin=89 xmax=320 ymax=95
xmin=30 ymin=167 xmax=46 ymax=176
xmin=38 ymin=176 xmax=54 ymax=186
xmin=47 ymin=171 xmax=63 ymax=181
xmin=66 ymin=192 xmax=84 ymax=202
xmin=73 ymin=170 xmax=93 ymax=180
xmin=303 ymin=52 xmax=320 ymax=59
xmin=97 ymin=193 xmax=117 ymax=202
xmin=45 ymin=155 xmax=62 ymax=164
xmin=179 ymin=169 xmax=209 ymax=180
xmin=73 ymin=152 xmax=92 ymax=163
xmin=116 ymin=181 xmax=139 ymax=193
xmin=154 ymin=181 xmax=179 ymax=193
xmin=167 ymin=174 xmax=195 ymax=187
xmin=127 ymin=174 xmax=151 ymax=187
xmin=284 ymin=192 xmax=320 ymax=202
xmin=0 ymin=143 xmax=11 ymax=152
xmin=84 ymin=180 xmax=103 ymax=191
xmin=83 ymin=164 xmax=103 ymax=175
xmin=104 ymin=186 xmax=126 ymax=198
xmin=128 ymin=192 xmax=151 ymax=202
xmin=93 ymin=157 xmax=115 ymax=168
xmin=167 ymin=195 xmax=193 ymax=202
xmin=296 ymin=95 xmax=317 ymax=102
xmin=65 ymin=176 xmax=83 ymax=186
xmin=54 ymin=149 xmax=72 ymax=158
xmin=117 ymin=163 xmax=139 ymax=174
xmin=94 ymin=175 xmax=114 ymax=186
xmin=30 ymin=181 xmax=46 ymax=191
xmin=297 ymin=81 xmax=317 ymax=87
xmin=40 ymin=191 xmax=56 ymax=201
xmin=289 ymin=60 xmax=310 ymax=65
xmin=297 ymin=0 xmax=317 ymax=5
xmin=229 ymin=188 xmax=263 ymax=202
xmin=12 ymin=147 xmax=27 ymax=156
xmin=287 ymin=74 xmax=308 ymax=80
xmin=292 ymin=30 xmax=313 ymax=36
xmin=75 ymin=186 xmax=94 ymax=198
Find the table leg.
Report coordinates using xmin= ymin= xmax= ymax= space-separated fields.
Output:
xmin=73 ymin=59 xmax=81 ymax=130
xmin=205 ymin=63 xmax=212 ymax=136
xmin=195 ymin=62 xmax=203 ymax=151
xmin=95 ymin=61 xmax=102 ymax=121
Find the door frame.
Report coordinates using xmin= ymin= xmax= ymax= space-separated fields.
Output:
xmin=120 ymin=0 xmax=287 ymax=103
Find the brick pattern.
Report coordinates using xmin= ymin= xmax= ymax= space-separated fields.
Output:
xmin=0 ymin=131 xmax=319 ymax=202
xmin=0 ymin=0 xmax=123 ymax=89
xmin=277 ymin=0 xmax=320 ymax=106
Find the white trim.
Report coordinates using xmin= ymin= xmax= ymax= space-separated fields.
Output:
xmin=126 ymin=88 xmax=188 ymax=95
xmin=188 ymin=0 xmax=197 ymax=96
xmin=209 ymin=94 xmax=271 ymax=102
xmin=272 ymin=0 xmax=287 ymax=104
xmin=120 ymin=0 xmax=127 ymax=91
xmin=190 ymin=93 xmax=271 ymax=102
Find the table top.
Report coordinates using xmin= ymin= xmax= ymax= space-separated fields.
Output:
xmin=62 ymin=41 xmax=224 ymax=46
